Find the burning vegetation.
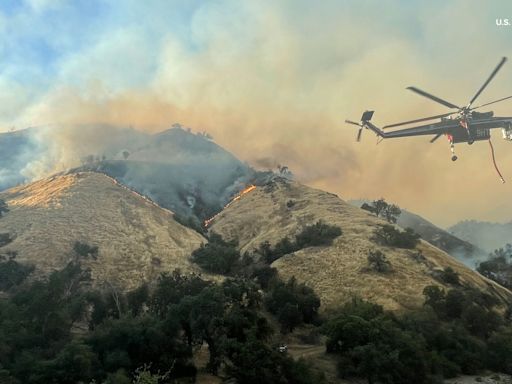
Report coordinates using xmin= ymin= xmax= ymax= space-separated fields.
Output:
xmin=204 ymin=184 xmax=256 ymax=227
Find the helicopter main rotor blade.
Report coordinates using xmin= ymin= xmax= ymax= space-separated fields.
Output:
xmin=345 ymin=119 xmax=362 ymax=126
xmin=356 ymin=128 xmax=363 ymax=142
xmin=429 ymin=133 xmax=443 ymax=143
xmin=407 ymin=86 xmax=460 ymax=109
xmin=383 ymin=111 xmax=456 ymax=129
xmin=468 ymin=57 xmax=507 ymax=108
xmin=471 ymin=94 xmax=512 ymax=110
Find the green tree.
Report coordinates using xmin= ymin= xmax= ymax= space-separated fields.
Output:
xmin=191 ymin=235 xmax=240 ymax=275
xmin=374 ymin=225 xmax=420 ymax=249
xmin=0 ymin=260 xmax=34 ymax=291
xmin=487 ymin=327 xmax=512 ymax=374
xmin=364 ymin=199 xmax=402 ymax=224
xmin=150 ymin=270 xmax=210 ymax=317
xmin=278 ymin=303 xmax=302 ymax=333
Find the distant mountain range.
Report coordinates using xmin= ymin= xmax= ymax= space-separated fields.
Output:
xmin=448 ymin=220 xmax=512 ymax=253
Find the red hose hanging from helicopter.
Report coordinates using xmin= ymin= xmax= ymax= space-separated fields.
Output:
xmin=488 ymin=139 xmax=505 ymax=183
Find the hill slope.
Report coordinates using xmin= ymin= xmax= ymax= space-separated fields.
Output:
xmin=396 ymin=209 xmax=488 ymax=267
xmin=349 ymin=199 xmax=486 ymax=267
xmin=0 ymin=172 xmax=207 ymax=290
xmin=0 ymin=126 xmax=253 ymax=223
xmin=209 ymin=178 xmax=511 ymax=311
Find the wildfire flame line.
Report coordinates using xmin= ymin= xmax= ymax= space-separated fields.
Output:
xmin=204 ymin=185 xmax=256 ymax=227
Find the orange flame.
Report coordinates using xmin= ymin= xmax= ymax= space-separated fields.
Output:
xmin=204 ymin=185 xmax=256 ymax=227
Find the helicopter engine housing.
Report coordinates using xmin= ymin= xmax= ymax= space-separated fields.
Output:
xmin=502 ymin=124 xmax=512 ymax=141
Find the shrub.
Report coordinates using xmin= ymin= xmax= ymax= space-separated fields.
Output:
xmin=257 ymin=221 xmax=342 ymax=263
xmin=252 ymin=265 xmax=278 ymax=289
xmin=373 ymin=225 xmax=420 ymax=249
xmin=265 ymin=277 xmax=321 ymax=333
xmin=0 ymin=260 xmax=34 ymax=290
xmin=477 ymin=250 xmax=512 ymax=289
xmin=440 ymin=267 xmax=460 ymax=285
xmin=270 ymin=237 xmax=296 ymax=262
xmin=191 ymin=234 xmax=240 ymax=275
xmin=295 ymin=221 xmax=342 ymax=248
xmin=0 ymin=199 xmax=8 ymax=217
xmin=367 ymin=250 xmax=392 ymax=273
xmin=0 ymin=233 xmax=13 ymax=247
xmin=73 ymin=241 xmax=99 ymax=259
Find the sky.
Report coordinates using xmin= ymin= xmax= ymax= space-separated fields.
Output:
xmin=1 ymin=0 xmax=512 ymax=227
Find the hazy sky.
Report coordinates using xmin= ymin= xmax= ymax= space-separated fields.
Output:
xmin=1 ymin=0 xmax=512 ymax=227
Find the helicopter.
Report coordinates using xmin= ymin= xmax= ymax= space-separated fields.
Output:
xmin=346 ymin=57 xmax=512 ymax=182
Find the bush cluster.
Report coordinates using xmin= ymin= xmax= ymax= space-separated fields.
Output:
xmin=265 ymin=276 xmax=321 ymax=333
xmin=324 ymin=287 xmax=512 ymax=383
xmin=191 ymin=233 xmax=240 ymax=275
xmin=366 ymin=249 xmax=392 ymax=273
xmin=0 ymin=258 xmax=34 ymax=291
xmin=257 ymin=221 xmax=342 ymax=263
xmin=477 ymin=244 xmax=512 ymax=289
xmin=73 ymin=241 xmax=99 ymax=259
xmin=0 ymin=265 xmax=322 ymax=384
xmin=373 ymin=224 xmax=420 ymax=249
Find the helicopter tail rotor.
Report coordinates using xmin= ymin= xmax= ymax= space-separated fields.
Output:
xmin=345 ymin=111 xmax=375 ymax=142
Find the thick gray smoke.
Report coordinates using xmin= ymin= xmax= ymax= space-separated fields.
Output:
xmin=0 ymin=124 xmax=256 ymax=222
xmin=448 ymin=220 xmax=512 ymax=254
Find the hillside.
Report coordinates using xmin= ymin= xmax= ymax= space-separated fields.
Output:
xmin=209 ymin=178 xmax=511 ymax=311
xmin=0 ymin=172 xmax=208 ymax=290
xmin=0 ymin=126 xmax=254 ymax=224
xmin=349 ymin=199 xmax=486 ymax=267
xmin=449 ymin=220 xmax=512 ymax=253
xmin=396 ymin=209 xmax=489 ymax=267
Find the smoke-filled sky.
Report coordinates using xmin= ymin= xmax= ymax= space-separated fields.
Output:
xmin=1 ymin=0 xmax=512 ymax=227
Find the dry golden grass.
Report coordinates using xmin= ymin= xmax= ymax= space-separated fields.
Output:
xmin=210 ymin=178 xmax=512 ymax=312
xmin=0 ymin=172 xmax=209 ymax=290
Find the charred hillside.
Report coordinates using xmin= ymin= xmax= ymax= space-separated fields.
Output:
xmin=72 ymin=126 xmax=257 ymax=226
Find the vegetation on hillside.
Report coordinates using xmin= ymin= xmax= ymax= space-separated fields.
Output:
xmin=256 ymin=221 xmax=342 ymax=263
xmin=0 ymin=254 xmax=34 ymax=291
xmin=0 ymin=234 xmax=511 ymax=384
xmin=0 ymin=198 xmax=8 ymax=217
xmin=264 ymin=276 xmax=321 ymax=333
xmin=361 ymin=198 xmax=401 ymax=224
xmin=73 ymin=241 xmax=99 ymax=260
xmin=477 ymin=244 xmax=512 ymax=289
xmin=324 ymin=286 xmax=512 ymax=383
xmin=191 ymin=233 xmax=241 ymax=274
xmin=366 ymin=249 xmax=392 ymax=273
xmin=373 ymin=224 xmax=420 ymax=249
xmin=0 ymin=263 xmax=324 ymax=384
xmin=189 ymin=231 xmax=322 ymax=335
